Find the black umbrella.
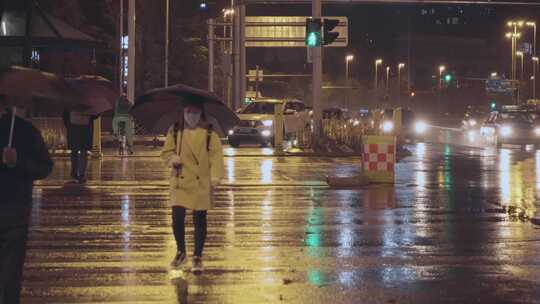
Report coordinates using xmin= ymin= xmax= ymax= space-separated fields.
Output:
xmin=0 ymin=66 xmax=88 ymax=148
xmin=0 ymin=66 xmax=86 ymax=112
xmin=65 ymin=75 xmax=117 ymax=115
xmin=131 ymin=84 xmax=239 ymax=135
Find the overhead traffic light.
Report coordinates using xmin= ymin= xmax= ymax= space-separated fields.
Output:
xmin=322 ymin=18 xmax=340 ymax=45
xmin=305 ymin=18 xmax=322 ymax=47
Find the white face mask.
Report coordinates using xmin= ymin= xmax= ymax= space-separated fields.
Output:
xmin=184 ymin=111 xmax=201 ymax=128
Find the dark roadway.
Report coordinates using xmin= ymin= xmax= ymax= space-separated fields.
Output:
xmin=21 ymin=143 xmax=540 ymax=303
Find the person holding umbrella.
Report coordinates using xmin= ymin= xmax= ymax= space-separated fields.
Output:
xmin=62 ymin=110 xmax=95 ymax=183
xmin=161 ymin=101 xmax=224 ymax=272
xmin=0 ymin=97 xmax=53 ymax=304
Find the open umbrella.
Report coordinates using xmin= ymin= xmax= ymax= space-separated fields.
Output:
xmin=0 ymin=66 xmax=86 ymax=112
xmin=0 ymin=66 xmax=89 ymax=148
xmin=65 ymin=75 xmax=117 ymax=115
xmin=131 ymin=84 xmax=239 ymax=136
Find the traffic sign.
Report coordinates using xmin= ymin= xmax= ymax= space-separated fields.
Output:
xmin=245 ymin=16 xmax=348 ymax=47
xmin=486 ymin=76 xmax=514 ymax=95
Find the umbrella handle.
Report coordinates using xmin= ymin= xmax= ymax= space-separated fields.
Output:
xmin=8 ymin=106 xmax=16 ymax=148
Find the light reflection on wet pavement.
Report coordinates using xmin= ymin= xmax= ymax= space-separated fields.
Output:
xmin=23 ymin=144 xmax=540 ymax=303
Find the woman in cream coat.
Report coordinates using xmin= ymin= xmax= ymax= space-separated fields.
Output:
xmin=161 ymin=102 xmax=224 ymax=272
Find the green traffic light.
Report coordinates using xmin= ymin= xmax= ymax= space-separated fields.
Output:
xmin=491 ymin=102 xmax=496 ymax=109
xmin=444 ymin=74 xmax=452 ymax=82
xmin=306 ymin=32 xmax=320 ymax=47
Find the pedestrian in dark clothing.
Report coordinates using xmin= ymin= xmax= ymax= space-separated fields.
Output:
xmin=0 ymin=105 xmax=53 ymax=304
xmin=63 ymin=111 xmax=94 ymax=183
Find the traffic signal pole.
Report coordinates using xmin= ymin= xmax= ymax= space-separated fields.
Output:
xmin=208 ymin=18 xmax=215 ymax=92
xmin=312 ymin=0 xmax=323 ymax=140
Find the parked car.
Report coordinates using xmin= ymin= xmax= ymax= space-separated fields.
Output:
xmin=480 ymin=105 xmax=540 ymax=147
xmin=228 ymin=98 xmax=309 ymax=147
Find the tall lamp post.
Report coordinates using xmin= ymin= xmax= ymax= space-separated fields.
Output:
xmin=398 ymin=63 xmax=405 ymax=106
xmin=438 ymin=65 xmax=446 ymax=114
xmin=507 ymin=21 xmax=524 ymax=104
xmin=517 ymin=51 xmax=524 ymax=81
xmin=517 ymin=51 xmax=524 ymax=103
xmin=386 ymin=66 xmax=390 ymax=95
xmin=533 ymin=56 xmax=539 ymax=99
xmin=345 ymin=54 xmax=354 ymax=109
xmin=527 ymin=21 xmax=537 ymax=56
xmin=374 ymin=59 xmax=383 ymax=93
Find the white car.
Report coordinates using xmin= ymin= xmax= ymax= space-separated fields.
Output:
xmin=228 ymin=99 xmax=309 ymax=147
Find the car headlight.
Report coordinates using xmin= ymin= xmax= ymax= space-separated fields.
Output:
xmin=228 ymin=129 xmax=234 ymax=136
xmin=414 ymin=121 xmax=428 ymax=134
xmin=261 ymin=130 xmax=271 ymax=137
xmin=352 ymin=120 xmax=360 ymax=126
xmin=535 ymin=127 xmax=540 ymax=136
xmin=382 ymin=121 xmax=394 ymax=133
xmin=261 ymin=120 xmax=273 ymax=127
xmin=468 ymin=119 xmax=477 ymax=127
xmin=467 ymin=130 xmax=476 ymax=142
xmin=499 ymin=125 xmax=513 ymax=137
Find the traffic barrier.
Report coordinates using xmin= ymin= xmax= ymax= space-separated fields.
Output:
xmin=362 ymin=135 xmax=396 ymax=183
xmin=31 ymin=117 xmax=67 ymax=150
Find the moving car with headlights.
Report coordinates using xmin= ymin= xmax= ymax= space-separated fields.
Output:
xmin=462 ymin=105 xmax=488 ymax=130
xmin=228 ymin=98 xmax=309 ymax=147
xmin=480 ymin=106 xmax=540 ymax=147
xmin=378 ymin=108 xmax=430 ymax=141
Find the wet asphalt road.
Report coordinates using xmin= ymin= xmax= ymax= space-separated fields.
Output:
xmin=22 ymin=143 xmax=540 ymax=303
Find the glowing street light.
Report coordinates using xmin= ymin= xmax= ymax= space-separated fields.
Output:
xmin=345 ymin=55 xmax=354 ymax=108
xmin=438 ymin=65 xmax=446 ymax=113
xmin=397 ymin=63 xmax=405 ymax=105
xmin=526 ymin=21 xmax=537 ymax=56
xmin=345 ymin=54 xmax=354 ymax=80
xmin=374 ymin=59 xmax=383 ymax=91
xmin=507 ymin=20 xmax=525 ymax=104
xmin=533 ymin=56 xmax=539 ymax=99
xmin=223 ymin=8 xmax=235 ymax=17
xmin=491 ymin=72 xmax=498 ymax=77
xmin=517 ymin=51 xmax=524 ymax=81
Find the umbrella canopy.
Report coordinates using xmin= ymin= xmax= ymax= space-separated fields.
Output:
xmin=131 ymin=84 xmax=239 ymax=135
xmin=65 ymin=75 xmax=116 ymax=115
xmin=0 ymin=66 xmax=87 ymax=113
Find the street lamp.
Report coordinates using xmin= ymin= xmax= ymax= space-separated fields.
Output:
xmin=374 ymin=59 xmax=383 ymax=91
xmin=527 ymin=21 xmax=537 ymax=56
xmin=345 ymin=55 xmax=354 ymax=109
xmin=386 ymin=66 xmax=390 ymax=93
xmin=398 ymin=63 xmax=405 ymax=106
xmin=345 ymin=54 xmax=354 ymax=81
xmin=517 ymin=51 xmax=524 ymax=81
xmin=491 ymin=72 xmax=498 ymax=77
xmin=507 ymin=20 xmax=524 ymax=103
xmin=533 ymin=56 xmax=539 ymax=99
xmin=438 ymin=65 xmax=446 ymax=114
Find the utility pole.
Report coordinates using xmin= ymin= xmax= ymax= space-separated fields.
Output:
xmin=312 ymin=0 xmax=323 ymax=139
xmin=398 ymin=63 xmax=405 ymax=106
xmin=240 ymin=5 xmax=246 ymax=104
xmin=165 ymin=0 xmax=170 ymax=87
xmin=208 ymin=18 xmax=215 ymax=92
xmin=128 ymin=0 xmax=136 ymax=104
xmin=534 ymin=57 xmax=539 ymax=99
xmin=119 ymin=0 xmax=124 ymax=93
xmin=232 ymin=4 xmax=240 ymax=110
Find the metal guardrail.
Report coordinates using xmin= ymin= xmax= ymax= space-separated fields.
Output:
xmin=294 ymin=118 xmax=374 ymax=151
